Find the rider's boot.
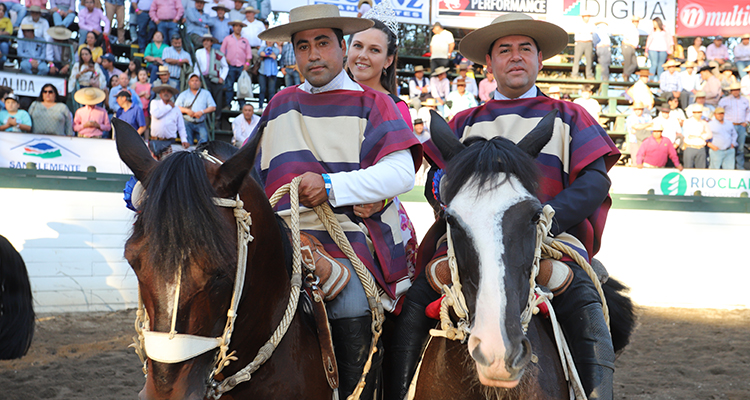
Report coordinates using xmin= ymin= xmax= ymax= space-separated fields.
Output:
xmin=330 ymin=316 xmax=383 ymax=400
xmin=554 ymin=265 xmax=615 ymax=400
xmin=383 ymin=299 xmax=436 ymax=400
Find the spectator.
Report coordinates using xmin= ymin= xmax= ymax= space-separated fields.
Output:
xmin=127 ymin=59 xmax=140 ymax=86
xmin=99 ymin=53 xmax=122 ymax=83
xmin=717 ymin=82 xmax=750 ymax=169
xmin=678 ymin=61 xmax=700 ymax=109
xmin=29 ymin=84 xmax=74 ymax=136
xmin=18 ymin=24 xmax=48 ymax=75
xmin=561 ymin=93 xmax=572 ymax=101
xmin=653 ymin=104 xmax=682 ymax=145
xmin=161 ymin=34 xmax=192 ymax=88
xmin=78 ymin=0 xmax=110 ymax=45
xmin=445 ymin=78 xmax=477 ymax=120
xmin=149 ymin=0 xmax=183 ymax=44
xmin=625 ymin=101 xmax=652 ymax=162
xmin=279 ymin=41 xmax=300 ymax=88
xmin=574 ymin=84 xmax=600 ymax=120
xmin=547 ymin=85 xmax=561 ymax=100
xmin=46 ymin=26 xmax=73 ymax=77
xmin=68 ymin=47 xmax=106 ymax=93
xmin=429 ymin=65 xmax=450 ymax=113
xmin=104 ymin=0 xmax=126 ymax=44
xmin=695 ymin=49 xmax=708 ymax=69
xmin=734 ymin=34 xmax=750 ymax=78
xmin=210 ymin=4 xmax=231 ymax=44
xmin=241 ymin=6 xmax=264 ymax=71
xmin=231 ymin=103 xmax=258 ymax=147
xmin=1 ymin=0 xmax=26 ymax=29
xmin=154 ymin=64 xmax=179 ymax=89
xmin=742 ymin=65 xmax=750 ymax=99
xmin=0 ymin=94 xmax=31 ymax=132
xmin=227 ymin=0 xmax=246 ymax=22
xmin=672 ymin=37 xmax=685 ymax=62
xmin=451 ymin=62 xmax=477 ymax=98
xmin=429 ymin=22 xmax=453 ymax=72
xmin=645 ymin=17 xmax=672 ymax=81
xmin=412 ymin=117 xmax=429 ymax=144
xmin=572 ymin=11 xmax=595 ymax=80
xmin=687 ymin=37 xmax=705 ymax=63
xmin=205 ymin=0 xmax=231 ymax=18
xmin=408 ymin=65 xmax=429 ymax=108
xmin=706 ymin=36 xmax=729 ymax=64
xmin=194 ymin=33 xmax=227 ymax=114
xmin=626 ymin=69 xmax=655 ymax=111
xmin=594 ymin=20 xmax=611 ymax=81
xmin=699 ymin=65 xmax=722 ymax=107
xmin=258 ymin=40 xmax=278 ymax=110
xmin=18 ymin=5 xmax=48 ymax=39
xmin=256 ymin=0 xmax=270 ymax=21
xmin=115 ymin=91 xmax=146 ymax=135
xmin=692 ymin=91 xmax=713 ymax=120
xmin=636 ymin=123 xmax=682 ymax=170
xmin=144 ymin=30 xmax=166 ymax=82
xmin=719 ymin=63 xmax=738 ymax=94
xmin=175 ymin=73 xmax=216 ymax=145
xmin=659 ymin=59 xmax=682 ymax=99
xmin=108 ymin=73 xmax=120 ymax=93
xmin=134 ymin=0 xmax=155 ymax=52
xmin=667 ymin=95 xmax=687 ymax=122
xmin=417 ymin=97 xmax=439 ymax=134
xmin=185 ymin=0 xmax=215 ymax=50
xmin=221 ymin=20 xmax=252 ymax=109
xmin=132 ymin=68 xmax=151 ymax=117
xmin=622 ymin=16 xmax=641 ymax=81
xmin=77 ymin=31 xmax=103 ymax=62
xmin=0 ymin=4 xmax=12 ymax=68
xmin=73 ymin=88 xmax=111 ymax=138
xmin=683 ymin=103 xmax=713 ymax=168
xmin=149 ymin=83 xmax=188 ymax=152
xmin=50 ymin=0 xmax=76 ymax=28
xmin=707 ymin=106 xmax=738 ymax=169
xmin=108 ymin=73 xmax=142 ymax=113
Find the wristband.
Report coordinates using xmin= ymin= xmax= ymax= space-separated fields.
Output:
xmin=321 ymin=173 xmax=331 ymax=197
xmin=382 ymin=198 xmax=389 ymax=207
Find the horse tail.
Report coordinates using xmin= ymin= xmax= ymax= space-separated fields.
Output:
xmin=603 ymin=277 xmax=636 ymax=354
xmin=0 ymin=235 xmax=35 ymax=360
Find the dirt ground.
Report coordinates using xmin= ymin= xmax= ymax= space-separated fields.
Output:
xmin=1 ymin=306 xmax=748 ymax=400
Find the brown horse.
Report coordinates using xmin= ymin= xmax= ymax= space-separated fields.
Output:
xmin=411 ymin=111 xmax=636 ymax=399
xmin=0 ymin=234 xmax=34 ymax=360
xmin=114 ymin=119 xmax=333 ymax=400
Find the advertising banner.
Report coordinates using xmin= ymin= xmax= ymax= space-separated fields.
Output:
xmin=609 ymin=166 xmax=750 ymax=197
xmin=0 ymin=132 xmax=131 ymax=174
xmin=273 ymin=0 xmax=431 ymax=26
xmin=434 ymin=0 xmax=676 ymax=35
xmin=0 ymin=71 xmax=67 ymax=97
xmin=677 ymin=0 xmax=750 ymax=37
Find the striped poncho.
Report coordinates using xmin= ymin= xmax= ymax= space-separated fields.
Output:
xmin=253 ymin=85 xmax=422 ymax=301
xmin=446 ymin=93 xmax=620 ymax=261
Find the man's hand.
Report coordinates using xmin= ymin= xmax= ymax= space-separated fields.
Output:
xmin=49 ymin=64 xmax=58 ymax=74
xmin=707 ymin=143 xmax=719 ymax=151
xmin=676 ymin=164 xmax=684 ymax=172
xmin=298 ymin=172 xmax=327 ymax=207
xmin=60 ymin=64 xmax=70 ymax=74
xmin=353 ymin=201 xmax=385 ymax=218
xmin=636 ymin=163 xmax=643 ymax=169
xmin=193 ymin=110 xmax=203 ymax=119
xmin=182 ymin=141 xmax=190 ymax=149
xmin=30 ymin=59 xmax=38 ymax=68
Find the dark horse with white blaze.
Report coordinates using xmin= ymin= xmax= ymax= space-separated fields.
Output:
xmin=411 ymin=111 xmax=636 ymax=399
xmin=114 ymin=119 xmax=333 ymax=400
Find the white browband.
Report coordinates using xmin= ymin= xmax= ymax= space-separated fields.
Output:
xmin=143 ymin=331 xmax=223 ymax=364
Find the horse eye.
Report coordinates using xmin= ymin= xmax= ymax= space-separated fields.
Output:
xmin=531 ymin=212 xmax=541 ymax=224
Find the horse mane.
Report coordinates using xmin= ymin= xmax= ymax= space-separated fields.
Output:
xmin=0 ymin=235 xmax=35 ymax=360
xmin=441 ymin=136 xmax=540 ymax=205
xmin=135 ymin=151 xmax=234 ymax=276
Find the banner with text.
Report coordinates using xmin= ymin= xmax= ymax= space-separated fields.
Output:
xmin=677 ymin=0 xmax=750 ymax=37
xmin=0 ymin=72 xmax=67 ymax=97
xmin=273 ymin=0 xmax=430 ymax=26
xmin=434 ymin=0 xmax=675 ymax=35
xmin=0 ymin=132 xmax=131 ymax=174
xmin=609 ymin=166 xmax=750 ymax=197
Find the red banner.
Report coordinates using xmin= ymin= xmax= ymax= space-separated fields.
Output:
xmin=677 ymin=0 xmax=750 ymax=37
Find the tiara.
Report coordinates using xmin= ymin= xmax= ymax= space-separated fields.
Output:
xmin=363 ymin=0 xmax=399 ymax=38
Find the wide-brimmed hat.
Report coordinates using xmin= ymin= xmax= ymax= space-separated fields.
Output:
xmin=687 ymin=103 xmax=704 ymax=113
xmin=729 ymin=82 xmax=742 ymax=90
xmin=152 ymin=83 xmax=179 ymax=95
xmin=458 ymin=13 xmax=568 ymax=65
xmin=228 ymin=19 xmax=247 ymax=27
xmin=632 ymin=101 xmax=645 ymax=109
xmin=156 ymin=65 xmax=170 ymax=75
xmin=20 ymin=24 xmax=35 ymax=31
xmin=47 ymin=26 xmax=72 ymax=41
xmin=200 ymin=33 xmax=218 ymax=44
xmin=212 ymin=4 xmax=230 ymax=11
xmin=74 ymin=87 xmax=106 ymax=105
xmin=695 ymin=90 xmax=706 ymax=97
xmin=27 ymin=5 xmax=43 ymax=13
xmin=259 ymin=4 xmax=373 ymax=43
xmin=431 ymin=66 xmax=449 ymax=76
xmin=243 ymin=5 xmax=259 ymax=13
xmin=744 ymin=65 xmax=750 ymax=72
xmin=698 ymin=65 xmax=713 ymax=73
xmin=714 ymin=106 xmax=725 ymax=114
xmin=662 ymin=59 xmax=681 ymax=68
xmin=636 ymin=69 xmax=650 ymax=77
xmin=413 ymin=118 xmax=423 ymax=125
xmin=421 ymin=98 xmax=439 ymax=107
xmin=648 ymin=122 xmax=663 ymax=131
xmin=684 ymin=61 xmax=697 ymax=68
xmin=455 ymin=78 xmax=466 ymax=86
xmin=414 ymin=65 xmax=424 ymax=72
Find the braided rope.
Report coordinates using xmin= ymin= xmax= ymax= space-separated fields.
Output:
xmin=429 ymin=221 xmax=470 ymax=342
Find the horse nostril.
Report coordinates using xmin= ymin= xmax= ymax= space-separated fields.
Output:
xmin=471 ymin=341 xmax=492 ymax=367
xmin=509 ymin=338 xmax=532 ymax=373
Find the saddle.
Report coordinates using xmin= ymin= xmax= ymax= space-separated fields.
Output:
xmin=299 ymin=232 xmax=350 ymax=301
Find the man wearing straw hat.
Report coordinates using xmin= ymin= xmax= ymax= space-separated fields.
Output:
xmin=73 ymin=88 xmax=111 ymax=138
xmin=408 ymin=64 xmax=430 ymax=109
xmin=254 ymin=5 xmax=421 ymax=398
xmin=221 ymin=19 xmax=252 ymax=108
xmin=150 ymin=83 xmax=188 ymax=158
xmin=227 ymin=0 xmax=247 ymax=22
xmin=428 ymin=13 xmax=620 ymax=400
xmin=659 ymin=59 xmax=682 ymax=100
xmin=241 ymin=5 xmax=264 ymax=73
xmin=185 ymin=0 xmax=216 ymax=50
xmin=718 ymin=82 xmax=750 ymax=169
xmin=209 ymin=3 xmax=232 ymax=43
xmin=194 ymin=33 xmax=228 ymax=115
xmin=572 ymin=9 xmax=596 ymax=79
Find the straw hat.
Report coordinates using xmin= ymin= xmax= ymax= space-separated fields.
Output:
xmin=548 ymin=85 xmax=560 ymax=94
xmin=228 ymin=19 xmax=247 ymax=27
xmin=200 ymin=33 xmax=218 ymax=44
xmin=259 ymin=4 xmax=373 ymax=43
xmin=648 ymin=122 xmax=663 ymax=131
xmin=728 ymin=82 xmax=742 ymax=91
xmin=636 ymin=69 xmax=650 ymax=77
xmin=687 ymin=103 xmax=704 ymax=113
xmin=683 ymin=61 xmax=697 ymax=68
xmin=27 ymin=5 xmax=43 ymax=13
xmin=431 ymin=66 xmax=449 ymax=76
xmin=662 ymin=59 xmax=681 ymax=68
xmin=212 ymin=4 xmax=230 ymax=11
xmin=47 ymin=26 xmax=72 ymax=41
xmin=156 ymin=65 xmax=170 ymax=75
xmin=413 ymin=118 xmax=423 ymax=125
xmin=744 ymin=65 xmax=750 ymax=72
xmin=694 ymin=90 xmax=706 ymax=97
xmin=714 ymin=106 xmax=725 ymax=114
xmin=421 ymin=98 xmax=439 ymax=107
xmin=458 ymin=13 xmax=568 ymax=65
xmin=152 ymin=83 xmax=179 ymax=96
xmin=414 ymin=65 xmax=425 ymax=72
xmin=455 ymin=78 xmax=466 ymax=86
xmin=74 ymin=88 xmax=106 ymax=105
xmin=632 ymin=101 xmax=645 ymax=109
xmin=20 ymin=24 xmax=35 ymax=31
xmin=243 ymin=5 xmax=259 ymax=13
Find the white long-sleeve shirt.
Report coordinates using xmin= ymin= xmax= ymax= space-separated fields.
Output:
xmin=150 ymin=98 xmax=187 ymax=143
xmin=193 ymin=48 xmax=229 ymax=80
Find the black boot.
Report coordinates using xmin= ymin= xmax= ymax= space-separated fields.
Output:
xmin=559 ymin=303 xmax=615 ymax=400
xmin=383 ymin=299 xmax=436 ymax=400
xmin=330 ymin=316 xmax=383 ymax=400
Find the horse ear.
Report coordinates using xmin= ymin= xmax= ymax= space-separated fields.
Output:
xmin=516 ymin=109 xmax=557 ymax=158
xmin=215 ymin=129 xmax=264 ymax=196
xmin=429 ymin=109 xmax=465 ymax=162
xmin=114 ymin=118 xmax=156 ymax=183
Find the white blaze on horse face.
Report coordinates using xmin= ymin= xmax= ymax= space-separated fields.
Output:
xmin=450 ymin=174 xmax=534 ymax=387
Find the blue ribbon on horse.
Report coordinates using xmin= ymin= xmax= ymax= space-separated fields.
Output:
xmin=432 ymin=168 xmax=446 ymax=209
